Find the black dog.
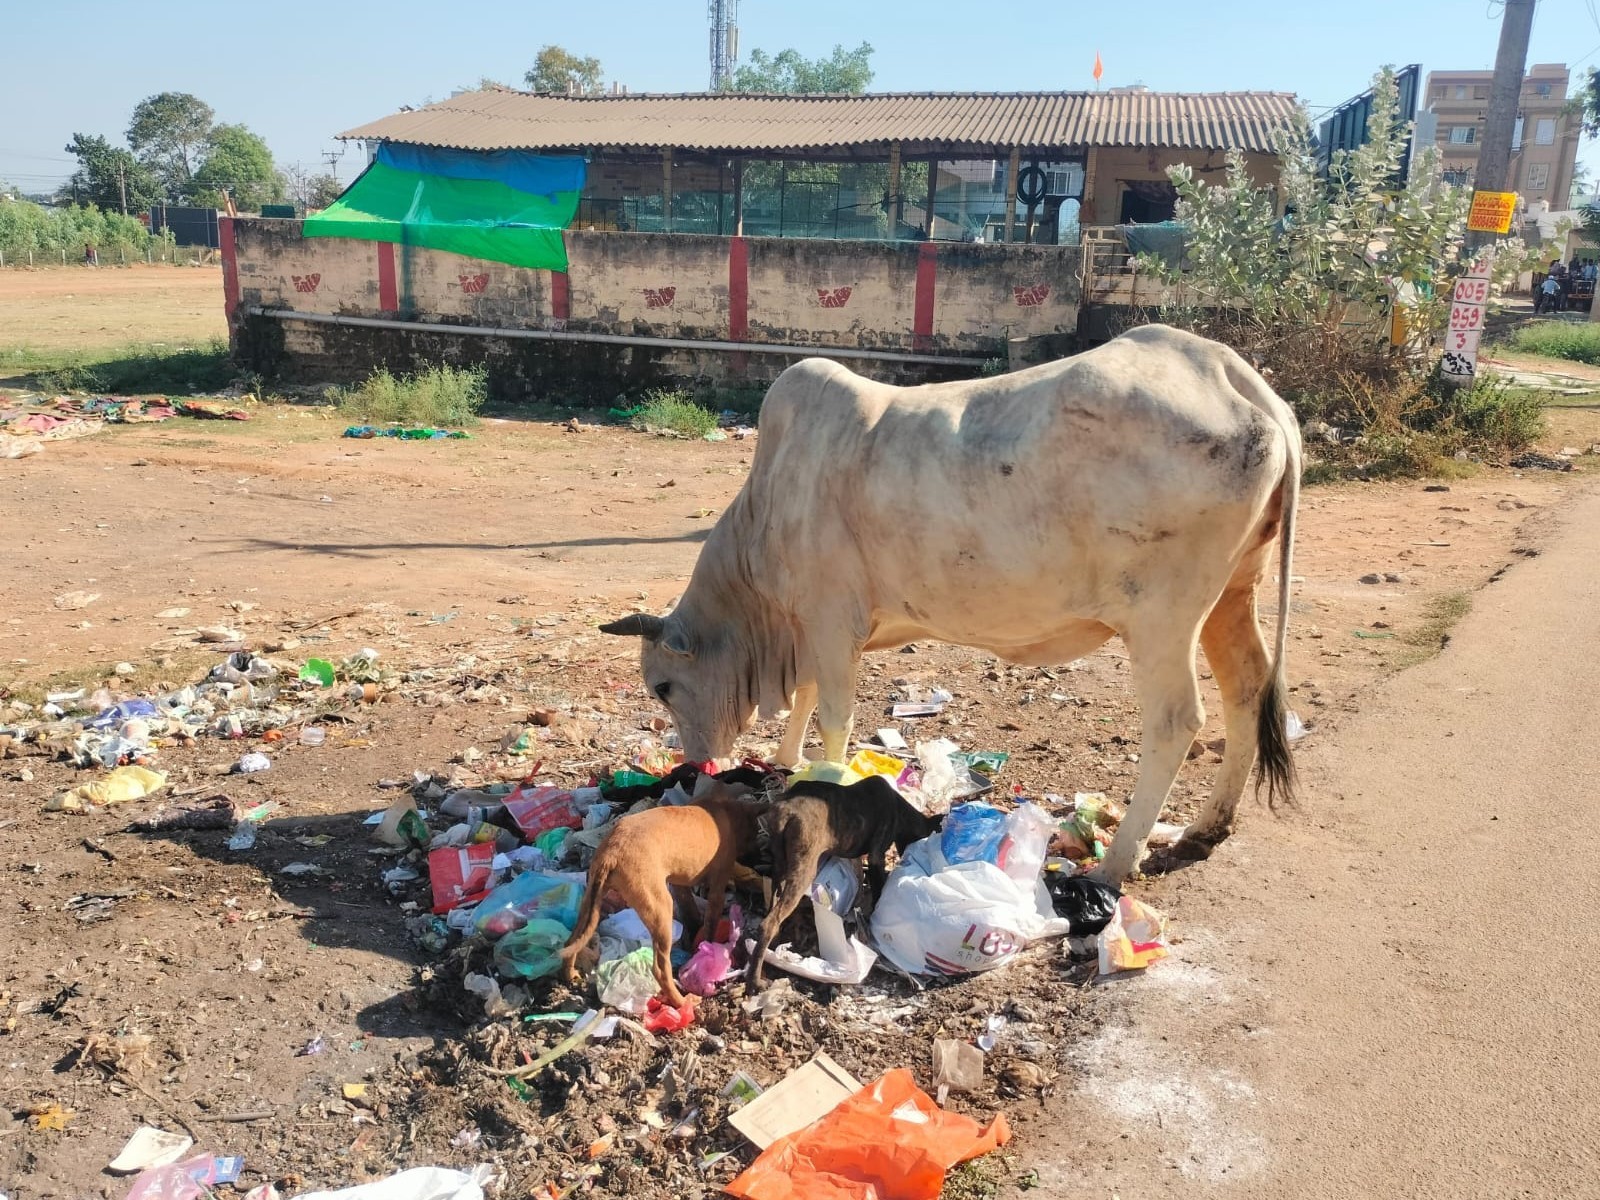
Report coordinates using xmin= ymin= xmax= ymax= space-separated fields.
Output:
xmin=746 ymin=775 xmax=941 ymax=989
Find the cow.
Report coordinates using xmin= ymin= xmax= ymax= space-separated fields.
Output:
xmin=601 ymin=324 xmax=1301 ymax=882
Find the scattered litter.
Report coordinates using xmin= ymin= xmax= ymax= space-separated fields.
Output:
xmin=234 ymin=752 xmax=271 ymax=774
xmin=641 ymin=996 xmax=698 ymax=1033
xmin=296 ymin=1036 xmax=327 ymax=1056
xmin=285 ymin=1165 xmax=495 ymax=1200
xmin=108 ymin=1126 xmax=193 ymax=1174
xmin=26 ymin=1102 xmax=72 ymax=1131
xmin=1043 ymin=871 xmax=1121 ymax=934
xmin=47 ymin=765 xmax=167 ymax=813
xmin=280 ymin=862 xmax=329 ymax=877
xmin=727 ymin=1052 xmax=863 ymax=1150
xmin=1285 ymin=710 xmax=1308 ymax=742
xmin=933 ymin=1038 xmax=985 ymax=1098
xmin=1098 ymin=895 xmax=1169 ymax=975
xmin=725 ymin=1068 xmax=1008 ymax=1200
xmin=299 ymin=659 xmax=336 ymax=687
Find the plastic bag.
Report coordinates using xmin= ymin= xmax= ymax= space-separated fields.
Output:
xmin=286 ymin=1165 xmax=494 ymax=1200
xmin=997 ymin=802 xmax=1055 ymax=886
xmin=844 ymin=748 xmax=906 ymax=782
xmin=642 ymin=996 xmax=697 ymax=1033
xmin=1043 ymin=872 xmax=1122 ymax=934
xmin=472 ymin=871 xmax=583 ymax=939
xmin=871 ymin=836 xmax=1069 ymax=976
xmin=724 ymin=1068 xmax=1010 ymax=1200
xmin=789 ymin=761 xmax=862 ymax=786
xmin=679 ymin=904 xmax=742 ymax=996
xmin=1098 ymin=896 xmax=1169 ymax=974
xmin=123 ymin=1156 xmax=215 ymax=1200
xmin=940 ymin=802 xmax=1007 ymax=866
xmin=48 ymin=765 xmax=167 ymax=812
xmin=595 ymin=945 xmax=658 ymax=1013
xmin=502 ymin=785 xmax=584 ymax=840
xmin=492 ymin=918 xmax=572 ymax=980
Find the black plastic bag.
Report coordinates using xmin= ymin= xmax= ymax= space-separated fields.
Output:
xmin=1044 ymin=871 xmax=1121 ymax=934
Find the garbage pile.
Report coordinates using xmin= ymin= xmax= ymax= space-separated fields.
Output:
xmin=349 ymin=717 xmax=1172 ymax=1194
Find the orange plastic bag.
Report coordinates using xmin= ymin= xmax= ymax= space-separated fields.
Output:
xmin=723 ymin=1068 xmax=1010 ymax=1200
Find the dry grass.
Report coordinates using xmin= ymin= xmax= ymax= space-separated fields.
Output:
xmin=0 ymin=265 xmax=225 ymax=357
xmin=1398 ymin=590 xmax=1472 ymax=667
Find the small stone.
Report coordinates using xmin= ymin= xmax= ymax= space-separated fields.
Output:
xmin=1383 ymin=573 xmax=1405 ymax=584
xmin=1423 ymin=484 xmax=1450 ymax=492
xmin=1007 ymin=1001 xmax=1040 ymax=1024
xmin=265 ymin=636 xmax=301 ymax=653
xmin=699 ymin=1035 xmax=726 ymax=1054
xmin=113 ymin=662 xmax=137 ymax=676
xmin=1016 ymin=1040 xmax=1052 ymax=1061
xmin=1358 ymin=573 xmax=1382 ymax=585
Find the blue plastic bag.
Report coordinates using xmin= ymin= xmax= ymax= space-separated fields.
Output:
xmin=474 ymin=871 xmax=582 ymax=939
xmin=941 ymin=802 xmax=1007 ymax=866
xmin=492 ymin=918 xmax=572 ymax=980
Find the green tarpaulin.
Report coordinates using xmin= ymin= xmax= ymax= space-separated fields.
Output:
xmin=304 ymin=146 xmax=583 ymax=271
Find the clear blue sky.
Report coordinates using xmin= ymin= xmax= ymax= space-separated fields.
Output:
xmin=5 ymin=0 xmax=1599 ymax=197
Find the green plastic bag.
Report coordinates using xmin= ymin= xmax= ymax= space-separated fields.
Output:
xmin=493 ymin=918 xmax=572 ymax=980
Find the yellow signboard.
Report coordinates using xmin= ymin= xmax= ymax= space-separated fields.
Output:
xmin=1467 ymin=190 xmax=1517 ymax=234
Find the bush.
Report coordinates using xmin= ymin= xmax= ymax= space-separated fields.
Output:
xmin=0 ymin=198 xmax=175 ymax=265
xmin=629 ymin=389 xmax=719 ymax=438
xmin=334 ymin=364 xmax=487 ymax=427
xmin=1503 ymin=321 xmax=1600 ymax=366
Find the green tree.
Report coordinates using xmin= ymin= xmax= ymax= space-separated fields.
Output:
xmin=728 ymin=42 xmax=874 ymax=93
xmin=127 ymin=92 xmax=215 ymax=194
xmin=285 ymin=165 xmax=344 ymax=210
xmin=62 ymin=133 xmax=163 ymax=213
xmin=524 ymin=45 xmax=603 ymax=94
xmin=188 ymin=124 xmax=284 ymax=212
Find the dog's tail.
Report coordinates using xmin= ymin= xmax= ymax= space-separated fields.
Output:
xmin=561 ymin=858 xmax=611 ymax=966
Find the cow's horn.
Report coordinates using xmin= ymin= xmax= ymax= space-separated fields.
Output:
xmin=599 ymin=613 xmax=666 ymax=640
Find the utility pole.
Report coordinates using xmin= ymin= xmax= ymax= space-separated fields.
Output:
xmin=117 ymin=164 xmax=128 ymax=214
xmin=1474 ymin=0 xmax=1535 ymax=200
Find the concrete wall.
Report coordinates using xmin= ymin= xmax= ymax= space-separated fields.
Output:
xmin=225 ymin=219 xmax=1083 ymax=398
xmin=1081 ymin=148 xmax=1280 ymax=224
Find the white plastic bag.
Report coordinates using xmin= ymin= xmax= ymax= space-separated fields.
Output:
xmin=871 ymin=835 xmax=1068 ymax=976
xmin=288 ymin=1166 xmax=494 ymax=1200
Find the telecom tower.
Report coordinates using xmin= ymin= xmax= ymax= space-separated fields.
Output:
xmin=708 ymin=0 xmax=739 ymax=91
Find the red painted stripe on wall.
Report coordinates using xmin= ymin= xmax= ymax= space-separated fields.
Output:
xmin=551 ymin=271 xmax=570 ymax=322
xmin=912 ymin=241 xmax=937 ymax=351
xmin=728 ymin=236 xmax=749 ymax=342
xmin=377 ymin=242 xmax=398 ymax=311
xmin=219 ymin=218 xmax=240 ymax=327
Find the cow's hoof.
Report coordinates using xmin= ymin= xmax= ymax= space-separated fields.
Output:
xmin=1168 ymin=827 xmax=1228 ymax=863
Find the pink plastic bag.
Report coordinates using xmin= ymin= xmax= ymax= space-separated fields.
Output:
xmin=502 ymin=785 xmax=584 ymax=840
xmin=124 ymin=1156 xmax=216 ymax=1200
xmin=679 ymin=902 xmax=742 ymax=996
xmin=642 ymin=996 xmax=697 ymax=1033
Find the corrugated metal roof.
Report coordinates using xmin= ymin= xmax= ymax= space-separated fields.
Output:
xmin=337 ymin=89 xmax=1301 ymax=155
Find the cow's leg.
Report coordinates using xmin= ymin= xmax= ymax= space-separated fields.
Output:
xmin=1093 ymin=625 xmax=1206 ymax=883
xmin=813 ymin=649 xmax=860 ymax=763
xmin=1175 ymin=583 xmax=1271 ymax=859
xmin=774 ymin=681 xmax=818 ymax=768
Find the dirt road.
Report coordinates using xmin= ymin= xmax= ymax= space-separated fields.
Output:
xmin=1026 ymin=481 xmax=1600 ymax=1198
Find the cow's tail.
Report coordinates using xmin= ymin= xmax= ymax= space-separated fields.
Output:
xmin=1253 ymin=386 xmax=1301 ymax=812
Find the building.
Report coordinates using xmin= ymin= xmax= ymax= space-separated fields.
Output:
xmin=1425 ymin=63 xmax=1580 ymax=204
xmin=337 ymin=88 xmax=1298 ymax=241
xmin=224 ymin=87 xmax=1299 ymax=394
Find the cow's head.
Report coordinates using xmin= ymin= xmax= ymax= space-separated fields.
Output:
xmin=599 ymin=611 xmax=756 ymax=762
xmin=601 ymin=587 xmax=799 ymax=762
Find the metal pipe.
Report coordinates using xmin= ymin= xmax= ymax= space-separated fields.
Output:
xmin=245 ymin=306 xmax=989 ymax=367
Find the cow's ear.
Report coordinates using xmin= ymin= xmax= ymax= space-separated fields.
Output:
xmin=660 ymin=619 xmax=694 ymax=658
xmin=599 ymin=613 xmax=665 ymax=640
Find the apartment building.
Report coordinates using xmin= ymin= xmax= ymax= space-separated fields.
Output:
xmin=1425 ymin=63 xmax=1579 ymax=204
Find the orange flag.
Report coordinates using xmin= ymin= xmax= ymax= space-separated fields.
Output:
xmin=1093 ymin=51 xmax=1104 ymax=82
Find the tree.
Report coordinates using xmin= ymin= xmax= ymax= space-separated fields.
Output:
xmin=127 ymin=92 xmax=215 ymax=194
xmin=1570 ymin=161 xmax=1593 ymax=210
xmin=188 ymin=124 xmax=284 ymax=212
xmin=728 ymin=42 xmax=874 ymax=93
xmin=285 ymin=165 xmax=344 ymax=211
xmin=62 ymin=133 xmax=163 ymax=213
xmin=524 ymin=45 xmax=603 ymax=95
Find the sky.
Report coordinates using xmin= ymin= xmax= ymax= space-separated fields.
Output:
xmin=5 ymin=0 xmax=1600 ymax=198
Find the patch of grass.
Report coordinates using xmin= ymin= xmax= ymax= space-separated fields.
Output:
xmin=5 ymin=339 xmax=234 ymax=395
xmin=629 ymin=388 xmax=720 ymax=438
xmin=1503 ymin=321 xmax=1600 ymax=366
xmin=333 ymin=364 xmax=487 ymax=428
xmin=1397 ymin=590 xmax=1471 ymax=667
xmin=943 ymin=1155 xmax=1009 ymax=1200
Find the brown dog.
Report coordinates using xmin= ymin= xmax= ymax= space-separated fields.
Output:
xmin=747 ymin=775 xmax=941 ymax=990
xmin=560 ymin=782 xmax=767 ymax=1006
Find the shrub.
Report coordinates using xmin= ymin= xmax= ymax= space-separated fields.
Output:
xmin=629 ymin=389 xmax=719 ymax=438
xmin=1503 ymin=321 xmax=1600 ymax=366
xmin=334 ymin=364 xmax=487 ymax=427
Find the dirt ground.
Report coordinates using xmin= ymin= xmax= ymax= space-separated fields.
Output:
xmin=0 ymin=266 xmax=225 ymax=354
xmin=4 ymin=402 xmax=1598 ymax=1200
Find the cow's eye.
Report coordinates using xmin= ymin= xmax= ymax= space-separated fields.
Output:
xmin=654 ymin=681 xmax=672 ymax=702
